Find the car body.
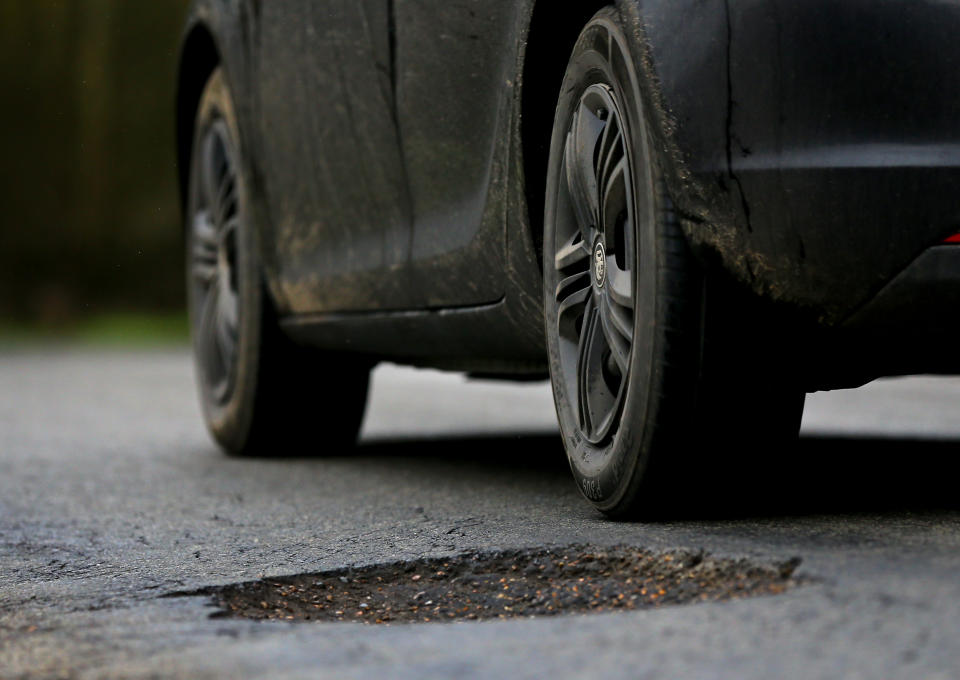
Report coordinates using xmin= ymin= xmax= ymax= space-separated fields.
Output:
xmin=177 ymin=0 xmax=960 ymax=514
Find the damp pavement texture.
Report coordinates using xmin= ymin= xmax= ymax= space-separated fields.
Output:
xmin=2 ymin=349 xmax=960 ymax=679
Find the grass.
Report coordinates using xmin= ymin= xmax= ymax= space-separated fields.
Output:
xmin=0 ymin=312 xmax=189 ymax=348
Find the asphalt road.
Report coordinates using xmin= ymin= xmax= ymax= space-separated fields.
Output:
xmin=2 ymin=348 xmax=960 ymax=679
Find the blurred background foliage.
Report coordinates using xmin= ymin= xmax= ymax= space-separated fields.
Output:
xmin=0 ymin=0 xmax=191 ymax=334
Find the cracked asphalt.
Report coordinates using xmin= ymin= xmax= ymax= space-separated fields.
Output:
xmin=2 ymin=348 xmax=960 ymax=678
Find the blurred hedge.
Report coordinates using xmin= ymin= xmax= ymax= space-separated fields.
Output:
xmin=0 ymin=1 xmax=190 ymax=325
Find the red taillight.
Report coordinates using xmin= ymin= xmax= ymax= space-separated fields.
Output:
xmin=944 ymin=233 xmax=960 ymax=243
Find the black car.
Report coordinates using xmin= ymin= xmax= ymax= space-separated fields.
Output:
xmin=176 ymin=0 xmax=960 ymax=516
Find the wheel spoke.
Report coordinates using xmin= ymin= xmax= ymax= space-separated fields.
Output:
xmin=191 ymin=213 xmax=219 ymax=285
xmin=564 ymin=130 xmax=594 ymax=240
xmin=564 ymin=102 xmax=606 ymax=238
xmin=220 ymin=217 xmax=240 ymax=289
xmin=599 ymin=297 xmax=630 ymax=373
xmin=597 ymin=117 xmax=624 ymax=200
xmin=604 ymin=288 xmax=633 ymax=337
xmin=606 ymin=266 xmax=633 ymax=308
xmin=556 ymin=272 xmax=591 ymax=341
xmin=214 ymin=167 xmax=237 ymax=227
xmin=555 ymin=231 xmax=591 ymax=272
xmin=200 ymin=133 xmax=223 ymax=212
xmin=601 ymin=157 xmax=628 ymax=244
xmin=218 ymin=275 xmax=239 ymax=331
xmin=215 ymin=284 xmax=238 ymax=367
xmin=576 ymin=298 xmax=600 ymax=435
xmin=219 ymin=216 xmax=239 ymax=251
xmin=192 ymin=262 xmax=218 ymax=286
xmin=556 ymin=270 xmax=591 ymax=304
xmin=197 ymin=285 xmax=223 ymax=379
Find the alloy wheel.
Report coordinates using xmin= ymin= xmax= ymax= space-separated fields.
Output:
xmin=552 ymin=84 xmax=637 ymax=446
xmin=190 ymin=119 xmax=241 ymax=404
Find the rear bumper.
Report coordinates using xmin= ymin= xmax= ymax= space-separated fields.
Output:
xmin=826 ymin=246 xmax=960 ymax=381
xmin=640 ymin=0 xmax=960 ymax=324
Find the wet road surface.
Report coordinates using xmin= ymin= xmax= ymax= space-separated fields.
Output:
xmin=1 ymin=349 xmax=959 ymax=678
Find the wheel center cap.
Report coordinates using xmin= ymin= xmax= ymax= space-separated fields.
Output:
xmin=593 ymin=241 xmax=606 ymax=287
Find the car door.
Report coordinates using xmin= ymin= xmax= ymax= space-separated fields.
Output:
xmin=253 ymin=0 xmax=413 ymax=314
xmin=392 ymin=0 xmax=526 ymax=307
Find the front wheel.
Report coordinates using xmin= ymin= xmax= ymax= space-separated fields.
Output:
xmin=543 ymin=8 xmax=804 ymax=517
xmin=186 ymin=68 xmax=370 ymax=456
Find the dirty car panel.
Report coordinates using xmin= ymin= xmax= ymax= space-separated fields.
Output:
xmin=177 ymin=0 xmax=960 ymax=393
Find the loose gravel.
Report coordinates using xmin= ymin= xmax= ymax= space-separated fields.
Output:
xmin=189 ymin=545 xmax=804 ymax=624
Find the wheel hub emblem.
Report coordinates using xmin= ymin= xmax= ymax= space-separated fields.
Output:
xmin=594 ymin=242 xmax=606 ymax=287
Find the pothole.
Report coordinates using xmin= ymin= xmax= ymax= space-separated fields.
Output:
xmin=185 ymin=546 xmax=804 ymax=624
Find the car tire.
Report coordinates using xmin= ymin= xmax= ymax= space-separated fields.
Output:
xmin=543 ymin=8 xmax=804 ymax=517
xmin=186 ymin=68 xmax=370 ymax=456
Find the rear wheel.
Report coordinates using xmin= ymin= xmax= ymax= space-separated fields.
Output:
xmin=187 ymin=68 xmax=370 ymax=456
xmin=543 ymin=8 xmax=804 ymax=517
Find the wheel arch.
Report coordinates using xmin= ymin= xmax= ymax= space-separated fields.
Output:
xmin=520 ymin=0 xmax=610 ymax=263
xmin=176 ymin=22 xmax=221 ymax=220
